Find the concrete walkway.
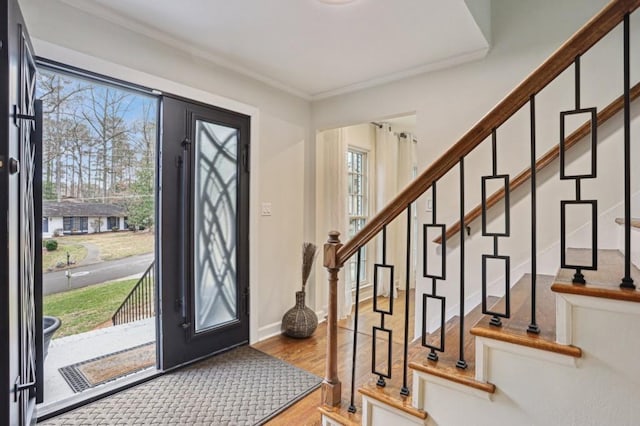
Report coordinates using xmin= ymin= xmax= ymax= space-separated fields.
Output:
xmin=40 ymin=318 xmax=156 ymax=413
xmin=79 ymin=242 xmax=101 ymax=266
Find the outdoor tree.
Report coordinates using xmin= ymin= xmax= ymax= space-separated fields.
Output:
xmin=126 ymin=166 xmax=154 ymax=230
xmin=36 ymin=68 xmax=157 ymax=234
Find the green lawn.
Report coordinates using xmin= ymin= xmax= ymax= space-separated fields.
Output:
xmin=44 ymin=279 xmax=138 ymax=338
xmin=42 ymin=231 xmax=154 ymax=272
xmin=42 ymin=241 xmax=87 ymax=271
xmin=62 ymin=231 xmax=154 ymax=261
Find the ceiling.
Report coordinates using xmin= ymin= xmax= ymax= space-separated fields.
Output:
xmin=59 ymin=0 xmax=491 ymax=100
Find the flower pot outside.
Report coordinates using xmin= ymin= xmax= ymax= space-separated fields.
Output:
xmin=43 ymin=316 xmax=61 ymax=359
xmin=282 ymin=291 xmax=318 ymax=338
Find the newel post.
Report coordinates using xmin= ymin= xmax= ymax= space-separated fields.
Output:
xmin=322 ymin=230 xmax=343 ymax=407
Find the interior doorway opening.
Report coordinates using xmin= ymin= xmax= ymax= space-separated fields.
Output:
xmin=315 ymin=115 xmax=419 ymax=319
xmin=35 ymin=62 xmax=159 ymax=412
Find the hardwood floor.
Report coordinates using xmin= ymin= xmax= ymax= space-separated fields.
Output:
xmin=254 ymin=290 xmax=415 ymax=426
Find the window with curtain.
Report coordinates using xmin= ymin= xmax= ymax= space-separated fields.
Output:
xmin=347 ymin=148 xmax=369 ymax=287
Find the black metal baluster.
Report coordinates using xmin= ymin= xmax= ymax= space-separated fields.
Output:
xmin=150 ymin=271 xmax=153 ymax=315
xmin=621 ymin=13 xmax=635 ymax=289
xmin=379 ymin=225 xmax=386 ymax=388
xmin=559 ymin=56 xmax=598 ymax=284
xmin=528 ymin=95 xmax=541 ymax=334
xmin=457 ymin=158 xmax=468 ymax=370
xmin=373 ymin=225 xmax=393 ymax=388
xmin=348 ymin=248 xmax=363 ymax=413
xmin=145 ymin=274 xmax=149 ymax=316
xmin=400 ymin=204 xmax=411 ymax=397
xmin=422 ymin=182 xmax=446 ymax=362
xmin=481 ymin=129 xmax=511 ymax=328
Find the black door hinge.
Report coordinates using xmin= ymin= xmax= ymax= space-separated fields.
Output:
xmin=14 ymin=376 xmax=35 ymax=402
xmin=242 ymin=145 xmax=250 ymax=173
xmin=13 ymin=105 xmax=36 ymax=126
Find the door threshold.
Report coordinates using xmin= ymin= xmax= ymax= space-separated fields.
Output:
xmin=36 ymin=367 xmax=160 ymax=421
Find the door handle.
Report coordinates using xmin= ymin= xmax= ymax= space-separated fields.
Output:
xmin=178 ymin=138 xmax=191 ymax=330
xmin=9 ymin=157 xmax=19 ymax=174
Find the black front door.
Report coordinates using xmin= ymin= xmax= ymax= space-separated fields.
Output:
xmin=159 ymin=96 xmax=250 ymax=369
xmin=0 ymin=0 xmax=42 ymax=424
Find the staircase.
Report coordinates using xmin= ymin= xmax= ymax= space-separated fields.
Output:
xmin=319 ymin=1 xmax=640 ymax=425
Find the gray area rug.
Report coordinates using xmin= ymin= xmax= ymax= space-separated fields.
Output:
xmin=41 ymin=346 xmax=321 ymax=425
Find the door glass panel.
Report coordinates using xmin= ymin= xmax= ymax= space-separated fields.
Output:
xmin=194 ymin=120 xmax=238 ymax=332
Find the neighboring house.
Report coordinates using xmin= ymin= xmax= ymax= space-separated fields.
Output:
xmin=42 ymin=201 xmax=127 ymax=237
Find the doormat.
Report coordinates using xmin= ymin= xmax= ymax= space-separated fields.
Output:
xmin=43 ymin=346 xmax=322 ymax=425
xmin=58 ymin=342 xmax=155 ymax=393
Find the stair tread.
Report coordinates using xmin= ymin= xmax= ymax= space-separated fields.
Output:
xmin=359 ymin=383 xmax=428 ymax=419
xmin=420 ymin=303 xmax=486 ymax=369
xmin=555 ymin=249 xmax=640 ymax=288
xmin=409 ymin=294 xmax=500 ymax=387
xmin=469 ymin=274 xmax=576 ymax=355
xmin=411 ymin=274 xmax=557 ymax=391
xmin=470 ymin=320 xmax=581 ymax=357
xmin=502 ymin=274 xmax=556 ymax=335
xmin=408 ymin=361 xmax=496 ymax=393
xmin=551 ymin=282 xmax=640 ymax=303
xmin=553 ymin=249 xmax=640 ymax=301
xmin=318 ymin=403 xmax=361 ymax=426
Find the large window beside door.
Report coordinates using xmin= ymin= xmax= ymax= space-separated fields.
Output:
xmin=347 ymin=148 xmax=369 ymax=286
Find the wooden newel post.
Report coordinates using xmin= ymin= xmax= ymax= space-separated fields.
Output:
xmin=322 ymin=230 xmax=343 ymax=407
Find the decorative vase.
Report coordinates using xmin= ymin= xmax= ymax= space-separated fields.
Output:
xmin=282 ymin=291 xmax=318 ymax=338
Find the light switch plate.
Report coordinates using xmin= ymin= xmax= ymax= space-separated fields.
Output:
xmin=426 ymin=198 xmax=433 ymax=212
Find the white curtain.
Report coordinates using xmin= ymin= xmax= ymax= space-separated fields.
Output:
xmin=397 ymin=132 xmax=418 ymax=289
xmin=320 ymin=128 xmax=352 ymax=319
xmin=375 ymin=124 xmax=399 ymax=297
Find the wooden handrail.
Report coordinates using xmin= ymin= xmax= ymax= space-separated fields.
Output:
xmin=336 ymin=0 xmax=640 ymax=266
xmin=435 ymin=81 xmax=640 ymax=244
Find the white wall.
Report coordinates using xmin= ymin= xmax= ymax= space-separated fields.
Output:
xmin=45 ymin=217 xmax=63 ymax=238
xmin=20 ymin=0 xmax=311 ymax=343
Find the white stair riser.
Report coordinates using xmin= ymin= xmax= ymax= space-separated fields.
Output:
xmin=414 ymin=296 xmax=640 ymax=425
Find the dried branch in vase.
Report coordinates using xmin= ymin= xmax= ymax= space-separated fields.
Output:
xmin=301 ymin=242 xmax=317 ymax=293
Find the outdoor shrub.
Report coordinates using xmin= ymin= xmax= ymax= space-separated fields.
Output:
xmin=53 ymin=229 xmax=63 ymax=237
xmin=45 ymin=239 xmax=58 ymax=251
xmin=111 ymin=227 xmax=119 ymax=232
